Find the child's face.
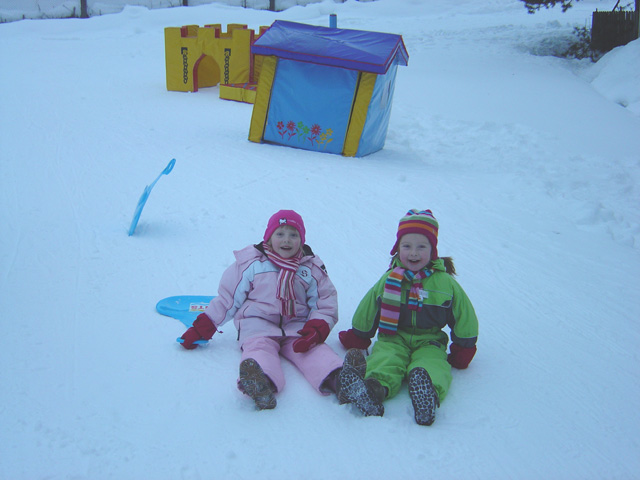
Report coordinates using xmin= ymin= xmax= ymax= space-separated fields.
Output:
xmin=268 ymin=225 xmax=302 ymax=259
xmin=398 ymin=233 xmax=432 ymax=272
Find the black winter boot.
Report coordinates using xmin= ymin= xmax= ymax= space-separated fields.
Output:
xmin=364 ymin=377 xmax=387 ymax=404
xmin=336 ymin=349 xmax=368 ymax=404
xmin=239 ymin=358 xmax=276 ymax=410
xmin=408 ymin=367 xmax=439 ymax=426
xmin=337 ymin=350 xmax=383 ymax=417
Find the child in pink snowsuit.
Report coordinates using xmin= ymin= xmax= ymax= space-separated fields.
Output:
xmin=179 ymin=210 xmax=344 ymax=410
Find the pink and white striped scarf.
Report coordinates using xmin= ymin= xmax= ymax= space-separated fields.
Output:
xmin=263 ymin=242 xmax=303 ymax=317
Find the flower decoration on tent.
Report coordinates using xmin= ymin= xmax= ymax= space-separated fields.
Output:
xmin=276 ymin=120 xmax=333 ymax=149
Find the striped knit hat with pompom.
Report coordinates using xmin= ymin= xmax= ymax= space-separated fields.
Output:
xmin=390 ymin=209 xmax=439 ymax=260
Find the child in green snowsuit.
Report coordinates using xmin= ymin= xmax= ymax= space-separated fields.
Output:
xmin=337 ymin=209 xmax=478 ymax=425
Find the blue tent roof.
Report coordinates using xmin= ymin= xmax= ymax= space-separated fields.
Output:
xmin=251 ymin=20 xmax=409 ymax=74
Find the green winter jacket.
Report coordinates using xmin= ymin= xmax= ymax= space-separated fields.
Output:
xmin=351 ymin=258 xmax=478 ymax=348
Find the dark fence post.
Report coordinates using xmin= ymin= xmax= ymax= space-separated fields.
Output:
xmin=80 ymin=0 xmax=88 ymax=18
xmin=269 ymin=0 xmax=276 ymax=11
xmin=637 ymin=0 xmax=640 ymax=39
xmin=182 ymin=0 xmax=188 ymax=5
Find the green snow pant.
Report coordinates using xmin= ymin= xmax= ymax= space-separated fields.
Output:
xmin=365 ymin=329 xmax=452 ymax=402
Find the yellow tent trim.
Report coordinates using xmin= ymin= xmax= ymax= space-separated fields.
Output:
xmin=342 ymin=72 xmax=377 ymax=157
xmin=249 ymin=56 xmax=278 ymax=143
xmin=219 ymin=83 xmax=257 ymax=104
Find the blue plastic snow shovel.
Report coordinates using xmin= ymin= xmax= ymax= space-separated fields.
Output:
xmin=128 ymin=158 xmax=176 ymax=236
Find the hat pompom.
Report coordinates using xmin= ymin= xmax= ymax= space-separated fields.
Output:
xmin=390 ymin=209 xmax=439 ymax=260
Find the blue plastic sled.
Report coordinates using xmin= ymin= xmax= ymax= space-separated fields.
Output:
xmin=128 ymin=158 xmax=176 ymax=236
xmin=156 ymin=295 xmax=215 ymax=345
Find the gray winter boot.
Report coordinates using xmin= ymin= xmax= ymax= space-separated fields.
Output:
xmin=337 ymin=349 xmax=384 ymax=417
xmin=239 ymin=358 xmax=276 ymax=410
xmin=408 ymin=367 xmax=439 ymax=426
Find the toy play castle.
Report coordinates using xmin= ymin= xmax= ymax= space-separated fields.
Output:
xmin=164 ymin=23 xmax=267 ymax=102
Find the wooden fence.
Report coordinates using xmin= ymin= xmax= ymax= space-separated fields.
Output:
xmin=591 ymin=10 xmax=639 ymax=52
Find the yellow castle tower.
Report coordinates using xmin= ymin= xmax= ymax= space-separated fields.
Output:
xmin=164 ymin=23 xmax=268 ymax=95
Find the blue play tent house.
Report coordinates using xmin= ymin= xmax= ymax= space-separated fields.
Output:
xmin=248 ymin=20 xmax=409 ymax=157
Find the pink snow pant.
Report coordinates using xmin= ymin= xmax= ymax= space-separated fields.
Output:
xmin=239 ymin=336 xmax=344 ymax=395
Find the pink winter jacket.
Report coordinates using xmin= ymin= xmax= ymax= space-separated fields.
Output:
xmin=203 ymin=243 xmax=339 ymax=345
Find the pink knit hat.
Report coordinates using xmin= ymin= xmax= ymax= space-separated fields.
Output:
xmin=390 ymin=209 xmax=439 ymax=260
xmin=263 ymin=210 xmax=306 ymax=244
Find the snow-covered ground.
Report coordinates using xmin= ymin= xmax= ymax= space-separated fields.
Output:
xmin=1 ymin=0 xmax=639 ymax=478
